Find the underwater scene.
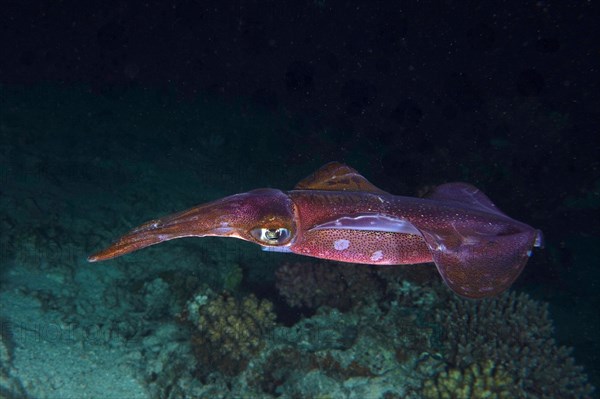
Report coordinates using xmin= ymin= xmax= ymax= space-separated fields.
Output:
xmin=1 ymin=2 xmax=598 ymax=399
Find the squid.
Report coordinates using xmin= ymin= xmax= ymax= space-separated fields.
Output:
xmin=89 ymin=162 xmax=543 ymax=299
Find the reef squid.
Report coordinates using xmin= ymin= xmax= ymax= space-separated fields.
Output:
xmin=89 ymin=162 xmax=543 ymax=299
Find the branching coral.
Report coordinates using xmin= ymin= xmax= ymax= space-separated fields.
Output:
xmin=275 ymin=260 xmax=383 ymax=310
xmin=189 ymin=291 xmax=276 ymax=376
xmin=433 ymin=291 xmax=595 ymax=398
xmin=422 ymin=360 xmax=522 ymax=399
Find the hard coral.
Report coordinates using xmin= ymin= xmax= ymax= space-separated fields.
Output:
xmin=190 ymin=291 xmax=276 ymax=376
xmin=422 ymin=360 xmax=522 ymax=399
xmin=434 ymin=291 xmax=595 ymax=398
xmin=275 ymin=260 xmax=382 ymax=310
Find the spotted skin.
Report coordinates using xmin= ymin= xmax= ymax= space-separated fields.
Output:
xmin=296 ymin=229 xmax=431 ymax=265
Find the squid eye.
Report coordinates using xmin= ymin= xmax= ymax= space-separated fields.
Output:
xmin=251 ymin=227 xmax=291 ymax=244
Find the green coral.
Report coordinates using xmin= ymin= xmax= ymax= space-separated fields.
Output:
xmin=191 ymin=291 xmax=276 ymax=376
xmin=221 ymin=262 xmax=244 ymax=292
xmin=422 ymin=360 xmax=522 ymax=399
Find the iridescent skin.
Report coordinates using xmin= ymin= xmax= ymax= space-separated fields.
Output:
xmin=89 ymin=162 xmax=543 ymax=299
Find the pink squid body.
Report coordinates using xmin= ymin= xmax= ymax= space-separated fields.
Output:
xmin=288 ymin=191 xmax=433 ymax=265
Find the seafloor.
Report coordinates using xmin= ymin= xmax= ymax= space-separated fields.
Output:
xmin=0 ymin=86 xmax=597 ymax=398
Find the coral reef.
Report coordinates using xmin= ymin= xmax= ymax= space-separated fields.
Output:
xmin=422 ymin=360 xmax=522 ymax=399
xmin=246 ymin=302 xmax=434 ymax=398
xmin=275 ymin=260 xmax=383 ymax=310
xmin=188 ymin=290 xmax=276 ymax=376
xmin=275 ymin=260 xmax=446 ymax=312
xmin=433 ymin=291 xmax=595 ymax=399
xmin=221 ymin=262 xmax=244 ymax=292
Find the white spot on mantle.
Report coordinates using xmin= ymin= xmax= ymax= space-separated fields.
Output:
xmin=334 ymin=239 xmax=350 ymax=251
xmin=370 ymin=250 xmax=384 ymax=261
